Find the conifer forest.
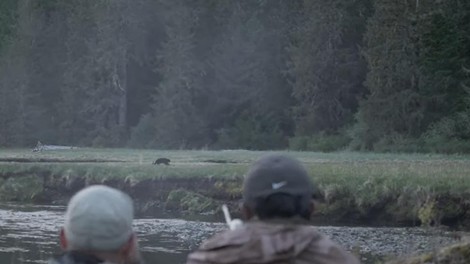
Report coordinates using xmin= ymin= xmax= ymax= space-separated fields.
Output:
xmin=0 ymin=0 xmax=468 ymax=153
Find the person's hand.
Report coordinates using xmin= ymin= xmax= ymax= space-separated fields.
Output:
xmin=222 ymin=204 xmax=243 ymax=230
xmin=229 ymin=219 xmax=243 ymax=230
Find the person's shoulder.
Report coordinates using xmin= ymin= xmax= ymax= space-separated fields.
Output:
xmin=47 ymin=259 xmax=60 ymax=264
xmin=47 ymin=252 xmax=107 ymax=264
xmin=198 ymin=226 xmax=252 ymax=250
xmin=186 ymin=225 xmax=257 ymax=264
xmin=304 ymin=231 xmax=361 ymax=264
xmin=47 ymin=254 xmax=69 ymax=264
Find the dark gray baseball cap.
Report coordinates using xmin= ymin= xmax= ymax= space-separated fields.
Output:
xmin=243 ymin=154 xmax=315 ymax=203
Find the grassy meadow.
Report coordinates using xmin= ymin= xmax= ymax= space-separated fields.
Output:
xmin=1 ymin=148 xmax=470 ymax=227
xmin=1 ymin=148 xmax=469 ymax=190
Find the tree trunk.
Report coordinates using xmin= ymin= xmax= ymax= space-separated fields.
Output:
xmin=115 ymin=53 xmax=127 ymax=131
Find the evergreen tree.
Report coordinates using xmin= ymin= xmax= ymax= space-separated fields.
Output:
xmin=353 ymin=0 xmax=424 ymax=150
xmin=0 ymin=0 xmax=17 ymax=146
xmin=0 ymin=0 xmax=46 ymax=146
xmin=419 ymin=0 xmax=470 ymax=151
xmin=204 ymin=1 xmax=291 ymax=149
xmin=82 ymin=0 xmax=131 ymax=146
xmin=288 ymin=0 xmax=371 ymax=136
xmin=59 ymin=1 xmax=97 ymax=145
xmin=149 ymin=0 xmax=207 ymax=149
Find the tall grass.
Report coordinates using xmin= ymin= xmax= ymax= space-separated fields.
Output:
xmin=1 ymin=148 xmax=470 ymax=190
xmin=1 ymin=148 xmax=470 ymax=222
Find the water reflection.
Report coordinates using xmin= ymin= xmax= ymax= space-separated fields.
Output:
xmin=0 ymin=204 xmax=225 ymax=264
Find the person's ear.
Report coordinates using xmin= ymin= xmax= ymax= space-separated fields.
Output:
xmin=120 ymin=233 xmax=142 ymax=264
xmin=240 ymin=202 xmax=254 ymax=220
xmin=59 ymin=228 xmax=68 ymax=250
xmin=119 ymin=234 xmax=135 ymax=257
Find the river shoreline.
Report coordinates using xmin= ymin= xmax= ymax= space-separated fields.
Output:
xmin=0 ymin=169 xmax=469 ymax=231
xmin=0 ymin=202 xmax=466 ymax=264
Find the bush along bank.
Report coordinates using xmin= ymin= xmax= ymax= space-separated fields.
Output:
xmin=315 ymin=183 xmax=470 ymax=229
xmin=386 ymin=241 xmax=470 ymax=264
xmin=0 ymin=169 xmax=243 ymax=216
xmin=0 ymin=170 xmax=469 ymax=230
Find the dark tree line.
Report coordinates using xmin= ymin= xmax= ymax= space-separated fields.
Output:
xmin=0 ymin=0 xmax=468 ymax=153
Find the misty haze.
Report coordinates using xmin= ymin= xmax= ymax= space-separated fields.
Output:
xmin=0 ymin=0 xmax=469 ymax=264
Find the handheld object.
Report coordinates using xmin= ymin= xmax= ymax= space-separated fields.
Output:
xmin=221 ymin=204 xmax=243 ymax=230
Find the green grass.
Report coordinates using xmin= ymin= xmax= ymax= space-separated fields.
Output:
xmin=2 ymin=147 xmax=470 ymax=161
xmin=1 ymin=148 xmax=470 ymax=189
xmin=2 ymin=148 xmax=470 ymax=207
xmin=1 ymin=148 xmax=470 ymax=226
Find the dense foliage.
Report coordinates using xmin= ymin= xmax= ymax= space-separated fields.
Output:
xmin=0 ymin=0 xmax=468 ymax=152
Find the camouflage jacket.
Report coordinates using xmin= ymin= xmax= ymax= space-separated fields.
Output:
xmin=47 ymin=251 xmax=109 ymax=264
xmin=187 ymin=219 xmax=361 ymax=264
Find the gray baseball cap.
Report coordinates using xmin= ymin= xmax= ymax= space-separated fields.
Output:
xmin=243 ymin=154 xmax=315 ymax=203
xmin=64 ymin=185 xmax=134 ymax=251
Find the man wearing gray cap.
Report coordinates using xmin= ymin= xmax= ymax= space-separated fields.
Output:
xmin=49 ymin=185 xmax=143 ymax=264
xmin=187 ymin=154 xmax=360 ymax=264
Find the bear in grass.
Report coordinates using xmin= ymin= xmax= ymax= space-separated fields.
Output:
xmin=153 ymin=158 xmax=170 ymax=165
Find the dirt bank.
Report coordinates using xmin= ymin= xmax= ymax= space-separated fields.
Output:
xmin=0 ymin=170 xmax=469 ymax=230
xmin=0 ymin=170 xmax=242 ymax=215
xmin=386 ymin=240 xmax=470 ymax=264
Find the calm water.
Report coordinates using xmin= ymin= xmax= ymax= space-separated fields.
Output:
xmin=0 ymin=203 xmax=462 ymax=264
xmin=0 ymin=203 xmax=225 ymax=264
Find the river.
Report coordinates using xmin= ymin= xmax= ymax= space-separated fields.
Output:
xmin=0 ymin=203 xmax=463 ymax=264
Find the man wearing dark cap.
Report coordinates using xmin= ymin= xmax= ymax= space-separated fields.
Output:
xmin=187 ymin=154 xmax=360 ymax=264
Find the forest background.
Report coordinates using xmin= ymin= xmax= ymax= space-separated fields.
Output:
xmin=0 ymin=0 xmax=469 ymax=153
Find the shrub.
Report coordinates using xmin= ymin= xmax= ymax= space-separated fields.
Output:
xmin=288 ymin=133 xmax=351 ymax=152
xmin=215 ymin=114 xmax=286 ymax=150
xmin=421 ymin=111 xmax=470 ymax=153
xmin=372 ymin=134 xmax=422 ymax=153
xmin=288 ymin=136 xmax=309 ymax=151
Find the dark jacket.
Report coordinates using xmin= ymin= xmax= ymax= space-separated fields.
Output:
xmin=187 ymin=220 xmax=361 ymax=264
xmin=48 ymin=251 xmax=106 ymax=264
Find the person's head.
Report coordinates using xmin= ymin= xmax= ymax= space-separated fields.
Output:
xmin=59 ymin=185 xmax=141 ymax=264
xmin=242 ymin=154 xmax=315 ymax=221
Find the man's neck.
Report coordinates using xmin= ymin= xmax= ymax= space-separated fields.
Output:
xmin=251 ymin=216 xmax=311 ymax=225
xmin=67 ymin=250 xmax=121 ymax=264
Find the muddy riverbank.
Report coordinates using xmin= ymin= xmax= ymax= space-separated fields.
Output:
xmin=0 ymin=169 xmax=469 ymax=230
